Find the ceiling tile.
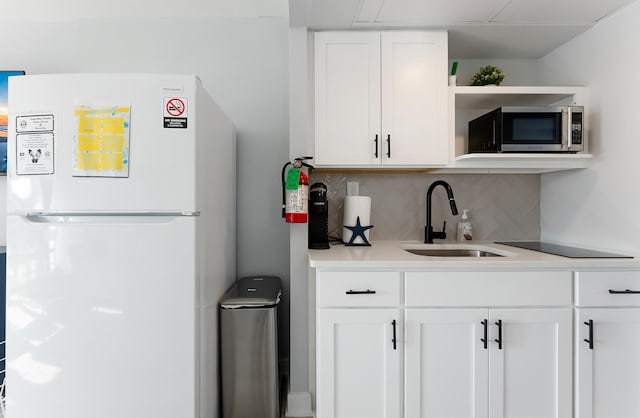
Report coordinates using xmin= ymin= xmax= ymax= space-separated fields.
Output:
xmin=355 ymin=0 xmax=384 ymax=22
xmin=373 ymin=0 xmax=511 ymax=24
xmin=492 ymin=0 xmax=635 ymax=22
xmin=308 ymin=0 xmax=362 ymax=28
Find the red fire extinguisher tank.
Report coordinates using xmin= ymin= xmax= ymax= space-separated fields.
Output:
xmin=285 ymin=169 xmax=309 ymax=223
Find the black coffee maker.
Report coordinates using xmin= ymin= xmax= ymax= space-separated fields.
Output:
xmin=308 ymin=183 xmax=329 ymax=249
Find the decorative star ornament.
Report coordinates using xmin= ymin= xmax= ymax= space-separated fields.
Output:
xmin=344 ymin=216 xmax=374 ymax=246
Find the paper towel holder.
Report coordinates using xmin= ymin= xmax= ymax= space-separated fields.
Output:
xmin=344 ymin=216 xmax=374 ymax=246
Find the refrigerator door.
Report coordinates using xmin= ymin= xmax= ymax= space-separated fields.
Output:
xmin=6 ymin=214 xmax=197 ymax=418
xmin=7 ymin=74 xmax=202 ymax=213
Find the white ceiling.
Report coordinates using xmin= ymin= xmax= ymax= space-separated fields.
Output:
xmin=1 ymin=0 xmax=635 ymax=59
xmin=0 ymin=0 xmax=289 ymax=22
xmin=290 ymin=0 xmax=638 ymax=58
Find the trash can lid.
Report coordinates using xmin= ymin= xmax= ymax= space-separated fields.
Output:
xmin=220 ymin=276 xmax=282 ymax=308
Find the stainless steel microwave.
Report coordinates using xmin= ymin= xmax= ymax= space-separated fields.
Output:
xmin=468 ymin=106 xmax=584 ymax=153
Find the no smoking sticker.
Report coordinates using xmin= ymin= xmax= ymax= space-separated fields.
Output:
xmin=163 ymin=97 xmax=188 ymax=129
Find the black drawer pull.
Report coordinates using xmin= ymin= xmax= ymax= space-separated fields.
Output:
xmin=345 ymin=289 xmax=376 ymax=295
xmin=391 ymin=319 xmax=397 ymax=350
xmin=386 ymin=134 xmax=391 ymax=158
xmin=480 ymin=319 xmax=488 ymax=350
xmin=584 ymin=319 xmax=594 ymax=350
xmin=609 ymin=289 xmax=640 ymax=294
xmin=494 ymin=319 xmax=503 ymax=350
xmin=374 ymin=135 xmax=379 ymax=158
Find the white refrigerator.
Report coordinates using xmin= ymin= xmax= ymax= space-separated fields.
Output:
xmin=5 ymin=74 xmax=236 ymax=418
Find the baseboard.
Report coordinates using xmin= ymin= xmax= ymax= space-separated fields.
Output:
xmin=285 ymin=392 xmax=313 ymax=417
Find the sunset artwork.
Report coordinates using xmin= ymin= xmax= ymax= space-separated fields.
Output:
xmin=0 ymin=113 xmax=7 ymax=138
xmin=0 ymin=71 xmax=25 ymax=172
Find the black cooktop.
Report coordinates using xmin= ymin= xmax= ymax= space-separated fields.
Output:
xmin=496 ymin=241 xmax=633 ymax=259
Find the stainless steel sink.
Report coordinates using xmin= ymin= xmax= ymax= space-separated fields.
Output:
xmin=405 ymin=248 xmax=504 ymax=257
xmin=401 ymin=244 xmax=515 ymax=258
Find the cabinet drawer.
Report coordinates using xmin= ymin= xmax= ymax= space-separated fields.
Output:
xmin=575 ymin=271 xmax=640 ymax=307
xmin=317 ymin=271 xmax=401 ymax=307
xmin=405 ymin=271 xmax=572 ymax=307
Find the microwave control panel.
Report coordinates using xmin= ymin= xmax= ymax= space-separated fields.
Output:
xmin=571 ymin=112 xmax=583 ymax=145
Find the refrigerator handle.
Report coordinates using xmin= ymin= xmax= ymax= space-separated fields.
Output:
xmin=22 ymin=211 xmax=199 ymax=224
xmin=25 ymin=211 xmax=199 ymax=217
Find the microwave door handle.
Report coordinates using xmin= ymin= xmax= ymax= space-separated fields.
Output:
xmin=492 ymin=119 xmax=496 ymax=148
xmin=565 ymin=107 xmax=571 ymax=150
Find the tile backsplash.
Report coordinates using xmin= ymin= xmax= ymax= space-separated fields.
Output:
xmin=309 ymin=172 xmax=541 ymax=243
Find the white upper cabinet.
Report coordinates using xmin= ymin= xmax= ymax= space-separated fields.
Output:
xmin=381 ymin=32 xmax=449 ymax=165
xmin=314 ymin=31 xmax=449 ymax=167
xmin=314 ymin=32 xmax=381 ymax=166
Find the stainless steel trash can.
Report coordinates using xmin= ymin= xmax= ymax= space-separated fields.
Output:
xmin=220 ymin=276 xmax=282 ymax=418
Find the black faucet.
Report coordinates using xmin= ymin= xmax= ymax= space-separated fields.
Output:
xmin=425 ymin=180 xmax=459 ymax=243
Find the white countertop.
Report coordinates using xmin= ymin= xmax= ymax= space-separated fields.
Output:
xmin=309 ymin=241 xmax=640 ymax=271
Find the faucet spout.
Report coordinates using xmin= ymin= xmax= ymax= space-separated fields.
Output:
xmin=425 ymin=180 xmax=459 ymax=243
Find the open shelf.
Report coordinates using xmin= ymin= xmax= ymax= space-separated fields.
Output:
xmin=436 ymin=153 xmax=593 ymax=174
xmin=453 ymin=86 xmax=585 ymax=109
xmin=450 ymin=86 xmax=591 ymax=173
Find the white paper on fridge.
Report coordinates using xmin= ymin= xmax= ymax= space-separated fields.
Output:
xmin=73 ymin=104 xmax=131 ymax=178
xmin=16 ymin=130 xmax=55 ymax=175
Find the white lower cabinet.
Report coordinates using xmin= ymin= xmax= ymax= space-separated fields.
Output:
xmin=488 ymin=308 xmax=572 ymax=418
xmin=405 ymin=308 xmax=572 ymax=418
xmin=312 ymin=269 xmax=640 ymax=418
xmin=404 ymin=309 xmax=488 ymax=418
xmin=317 ymin=308 xmax=402 ymax=418
xmin=576 ymin=309 xmax=640 ymax=418
xmin=575 ymin=270 xmax=640 ymax=418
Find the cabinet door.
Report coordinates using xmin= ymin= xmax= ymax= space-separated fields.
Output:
xmin=576 ymin=309 xmax=640 ymax=418
xmin=317 ymin=308 xmax=401 ymax=418
xmin=381 ymin=31 xmax=448 ymax=166
xmin=489 ymin=309 xmax=572 ymax=418
xmin=405 ymin=309 xmax=488 ymax=418
xmin=314 ymin=32 xmax=381 ymax=166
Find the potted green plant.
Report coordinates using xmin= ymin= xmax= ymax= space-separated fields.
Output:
xmin=470 ymin=65 xmax=505 ymax=86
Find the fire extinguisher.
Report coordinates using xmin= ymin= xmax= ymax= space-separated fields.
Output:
xmin=282 ymin=156 xmax=314 ymax=223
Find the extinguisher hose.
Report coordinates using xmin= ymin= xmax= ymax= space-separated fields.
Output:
xmin=281 ymin=161 xmax=292 ymax=218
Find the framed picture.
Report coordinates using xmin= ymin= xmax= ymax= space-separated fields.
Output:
xmin=0 ymin=70 xmax=26 ymax=174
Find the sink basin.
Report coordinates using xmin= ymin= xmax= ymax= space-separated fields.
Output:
xmin=401 ymin=244 xmax=515 ymax=258
xmin=405 ymin=248 xmax=503 ymax=257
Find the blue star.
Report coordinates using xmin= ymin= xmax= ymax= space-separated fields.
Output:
xmin=344 ymin=216 xmax=374 ymax=246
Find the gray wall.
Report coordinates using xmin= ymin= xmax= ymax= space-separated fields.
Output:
xmin=0 ymin=16 xmax=292 ymax=356
xmin=311 ymin=172 xmax=541 ymax=242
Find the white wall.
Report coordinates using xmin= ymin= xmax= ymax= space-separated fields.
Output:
xmin=0 ymin=15 xmax=292 ymax=355
xmin=539 ymin=1 xmax=640 ymax=253
xmin=287 ymin=27 xmax=314 ymax=416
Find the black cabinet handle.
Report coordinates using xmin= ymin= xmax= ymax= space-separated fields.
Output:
xmin=584 ymin=319 xmax=594 ymax=350
xmin=481 ymin=319 xmax=488 ymax=349
xmin=494 ymin=319 xmax=503 ymax=350
xmin=609 ymin=289 xmax=640 ymax=294
xmin=391 ymin=319 xmax=397 ymax=350
xmin=374 ymin=134 xmax=379 ymax=158
xmin=345 ymin=289 xmax=376 ymax=295
xmin=386 ymin=134 xmax=391 ymax=158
